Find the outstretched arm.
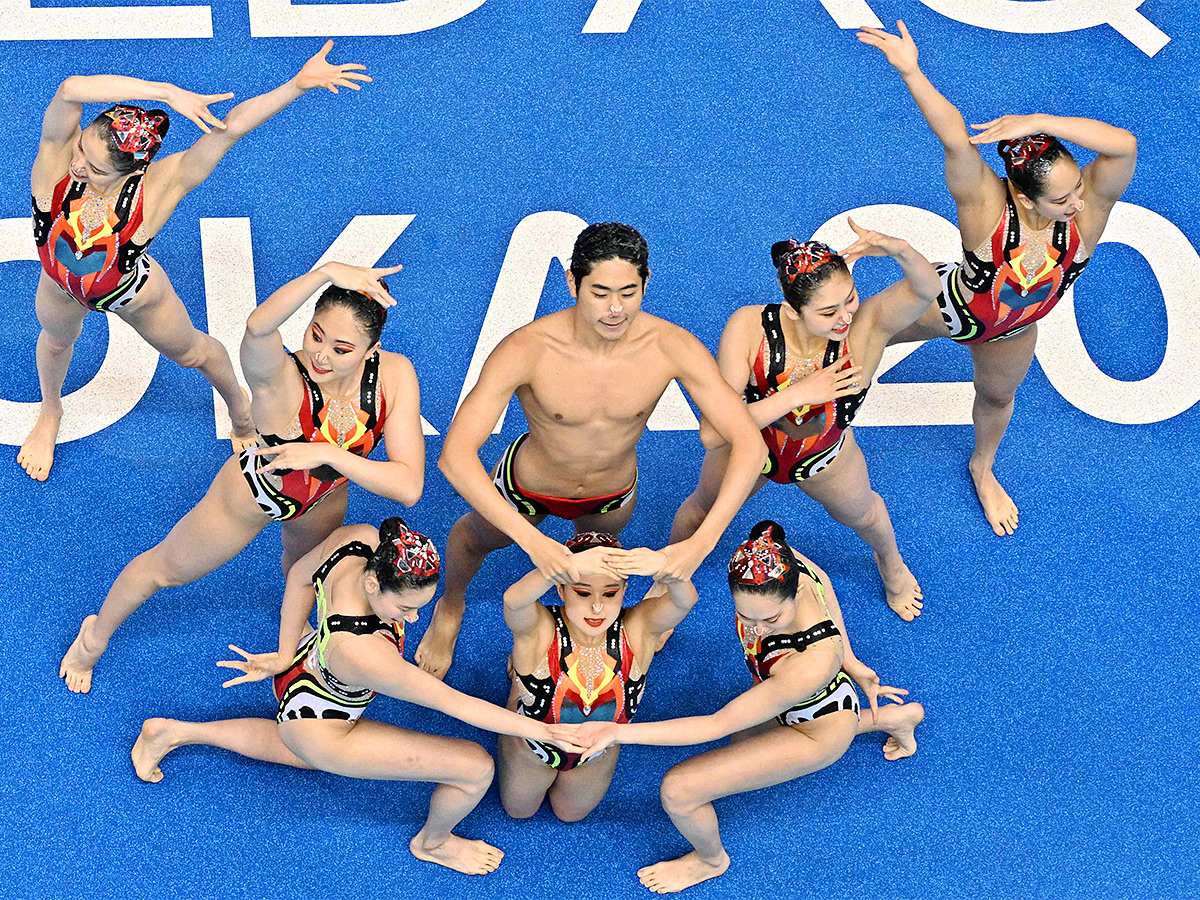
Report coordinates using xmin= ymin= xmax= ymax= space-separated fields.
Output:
xmin=144 ymin=41 xmax=371 ymax=213
xmin=558 ymin=648 xmax=842 ymax=755
xmin=331 ymin=638 xmax=586 ymax=751
xmin=857 ymin=21 xmax=1000 ymax=212
xmin=668 ymin=329 xmax=767 ymax=581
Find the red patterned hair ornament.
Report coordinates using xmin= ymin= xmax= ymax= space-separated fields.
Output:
xmin=565 ymin=531 xmax=623 ymax=552
xmin=728 ymin=530 xmax=790 ymax=585
xmin=103 ymin=105 xmax=167 ymax=161
xmin=391 ymin=526 xmax=440 ymax=578
xmin=780 ymin=240 xmax=838 ymax=284
xmin=999 ymin=133 xmax=1054 ymax=169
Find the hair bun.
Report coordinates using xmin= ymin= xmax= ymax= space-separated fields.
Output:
xmin=770 ymin=240 xmax=800 ymax=269
xmin=748 ymin=519 xmax=786 ymax=543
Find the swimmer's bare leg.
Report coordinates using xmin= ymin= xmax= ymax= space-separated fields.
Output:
xmin=967 ymin=326 xmax=1037 ymax=537
xmin=19 ymin=275 xmax=86 ymax=481
xmin=132 ymin=717 xmax=312 ymax=783
xmin=415 ymin=510 xmax=542 ymax=680
xmin=801 ymin=431 xmax=923 ymax=622
xmin=856 ymin=700 xmax=925 ymax=761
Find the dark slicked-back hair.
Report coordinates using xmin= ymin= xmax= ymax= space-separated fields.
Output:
xmin=570 ymin=222 xmax=650 ymax=285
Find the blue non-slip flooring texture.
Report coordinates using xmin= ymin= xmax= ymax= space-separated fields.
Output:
xmin=1 ymin=2 xmax=1197 ymax=898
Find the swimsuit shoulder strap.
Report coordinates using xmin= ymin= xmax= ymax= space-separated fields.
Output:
xmin=760 ymin=304 xmax=788 ymax=389
xmin=311 ymin=540 xmax=375 ymax=587
xmin=289 ymin=351 xmax=325 ymax=415
xmin=357 ymin=350 xmax=382 ymax=430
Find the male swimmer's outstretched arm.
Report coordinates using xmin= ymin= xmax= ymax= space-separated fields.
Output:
xmin=241 ymin=263 xmax=424 ymax=506
xmin=143 ymin=41 xmax=371 ymax=231
xmin=665 ymin=326 xmax=767 ymax=582
xmin=438 ymin=331 xmax=582 ymax=584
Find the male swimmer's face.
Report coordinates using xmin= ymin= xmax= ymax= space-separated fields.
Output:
xmin=71 ymin=127 xmax=125 ymax=191
xmin=733 ymin=591 xmax=796 ymax=638
xmin=303 ymin=306 xmax=377 ymax=382
xmin=559 ymin=572 xmax=627 ymax=638
xmin=794 ymin=270 xmax=860 ymax=341
xmin=567 ymin=258 xmax=646 ymax=342
xmin=1021 ymin=157 xmax=1085 ymax=223
xmin=371 ymin=582 xmax=437 ymax=625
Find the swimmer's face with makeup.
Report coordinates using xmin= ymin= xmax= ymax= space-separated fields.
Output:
xmin=732 ymin=589 xmax=799 ymax=639
xmin=69 ymin=126 xmax=131 ymax=193
xmin=558 ymin=573 xmax=628 ymax=641
xmin=302 ymin=305 xmax=380 ymax=383
xmin=785 ymin=269 xmax=860 ymax=342
xmin=1016 ymin=156 xmax=1086 ymax=223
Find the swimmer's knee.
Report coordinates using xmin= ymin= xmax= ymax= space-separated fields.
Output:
xmin=460 ymin=745 xmax=495 ymax=794
xmin=549 ymin=797 xmax=597 ymax=823
xmin=659 ymin=768 xmax=700 ymax=816
xmin=973 ymin=384 xmax=1017 ymax=410
xmin=136 ymin=546 xmax=188 ymax=591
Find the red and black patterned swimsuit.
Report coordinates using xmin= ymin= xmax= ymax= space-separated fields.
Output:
xmin=515 ymin=606 xmax=646 ymax=771
xmin=745 ymin=304 xmax=869 ymax=484
xmin=33 ymin=172 xmax=153 ymax=312
xmin=936 ymin=179 xmax=1090 ymax=343
xmin=239 ymin=351 xmax=387 ymax=521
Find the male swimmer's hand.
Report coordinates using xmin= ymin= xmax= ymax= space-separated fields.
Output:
xmin=968 ymin=114 xmax=1047 ymax=146
xmin=320 ymin=262 xmax=401 ymax=308
xmin=551 ymin=722 xmax=619 ymax=762
xmin=787 ymin=357 xmax=864 ymax=407
xmin=856 ymin=21 xmax=919 ymax=77
xmin=294 ymin=40 xmax=373 ymax=94
xmin=527 ymin=535 xmax=582 ymax=586
xmin=654 ymin=539 xmax=707 ymax=584
xmin=603 ymin=547 xmax=667 ymax=580
xmin=253 ymin=443 xmax=333 ymax=474
xmin=217 ymin=645 xmax=289 ymax=687
xmin=165 ymin=85 xmax=234 ymax=134
xmin=839 ymin=217 xmax=910 ymax=264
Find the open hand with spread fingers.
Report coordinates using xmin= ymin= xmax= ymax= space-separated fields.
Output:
xmin=216 ymin=645 xmax=290 ymax=688
xmin=839 ymin=216 xmax=911 ymax=264
xmin=294 ymin=39 xmax=373 ymax=94
xmin=602 ymin=547 xmax=667 ymax=580
xmin=857 ymin=20 xmax=919 ymax=76
xmin=164 ymin=87 xmax=234 ymax=133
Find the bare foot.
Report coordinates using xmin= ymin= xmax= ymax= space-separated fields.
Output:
xmin=408 ymin=832 xmax=504 ymax=875
xmin=16 ymin=409 xmax=62 ymax=481
xmin=229 ymin=387 xmax=257 ymax=454
xmin=414 ymin=600 xmax=464 ymax=680
xmin=880 ymin=701 xmax=925 ymax=761
xmin=132 ymin=718 xmax=179 ymax=783
xmin=60 ymin=615 xmax=106 ymax=693
xmin=874 ymin=552 xmax=923 ymax=622
xmin=638 ymin=850 xmax=730 ymax=894
xmin=970 ymin=459 xmax=1019 ymax=536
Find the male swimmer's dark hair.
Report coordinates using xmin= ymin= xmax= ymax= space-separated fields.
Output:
xmin=569 ymin=222 xmax=650 ymax=285
xmin=314 ymin=285 xmax=388 ymax=346
xmin=998 ymin=134 xmax=1074 ymax=201
xmin=565 ymin=531 xmax=623 ymax=554
xmin=369 ymin=517 xmax=440 ymax=594
xmin=770 ymin=240 xmax=850 ymax=312
xmin=728 ymin=519 xmax=800 ymax=600
xmin=91 ymin=105 xmax=171 ymax=174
